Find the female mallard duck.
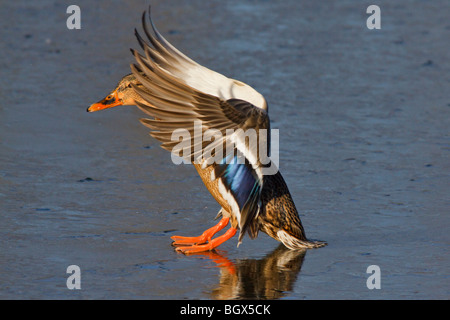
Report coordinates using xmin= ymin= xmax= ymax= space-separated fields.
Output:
xmin=88 ymin=8 xmax=326 ymax=253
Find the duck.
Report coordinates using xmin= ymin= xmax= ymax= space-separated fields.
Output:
xmin=88 ymin=7 xmax=326 ymax=254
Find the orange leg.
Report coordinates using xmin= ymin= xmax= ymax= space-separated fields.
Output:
xmin=175 ymin=227 xmax=237 ymax=254
xmin=171 ymin=217 xmax=230 ymax=246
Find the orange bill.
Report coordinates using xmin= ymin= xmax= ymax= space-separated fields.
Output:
xmin=87 ymin=90 xmax=122 ymax=112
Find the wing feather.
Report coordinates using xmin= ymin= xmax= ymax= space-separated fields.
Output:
xmin=132 ymin=7 xmax=274 ymax=241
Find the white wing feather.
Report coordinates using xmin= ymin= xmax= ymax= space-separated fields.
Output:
xmin=145 ymin=9 xmax=268 ymax=111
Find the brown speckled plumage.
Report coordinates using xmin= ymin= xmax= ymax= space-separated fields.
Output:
xmin=257 ymin=172 xmax=326 ymax=248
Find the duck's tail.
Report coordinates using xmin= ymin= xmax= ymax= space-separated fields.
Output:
xmin=277 ymin=230 xmax=327 ymax=249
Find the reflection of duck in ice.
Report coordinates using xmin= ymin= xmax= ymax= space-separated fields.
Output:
xmin=88 ymin=7 xmax=326 ymax=253
xmin=199 ymin=246 xmax=307 ymax=300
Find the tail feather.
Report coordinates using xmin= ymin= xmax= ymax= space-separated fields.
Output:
xmin=277 ymin=230 xmax=327 ymax=249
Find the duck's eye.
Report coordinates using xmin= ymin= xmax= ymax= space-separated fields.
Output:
xmin=106 ymin=94 xmax=113 ymax=100
xmin=127 ymin=84 xmax=132 ymax=88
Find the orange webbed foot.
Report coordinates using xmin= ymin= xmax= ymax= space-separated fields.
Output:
xmin=171 ymin=234 xmax=209 ymax=246
xmin=171 ymin=216 xmax=230 ymax=246
xmin=174 ymin=227 xmax=237 ymax=254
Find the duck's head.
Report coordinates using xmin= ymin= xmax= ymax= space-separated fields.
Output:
xmin=88 ymin=74 xmax=143 ymax=112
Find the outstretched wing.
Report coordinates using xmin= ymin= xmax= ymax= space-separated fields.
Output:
xmin=131 ymin=8 xmax=272 ymax=243
xmin=134 ymin=7 xmax=268 ymax=111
